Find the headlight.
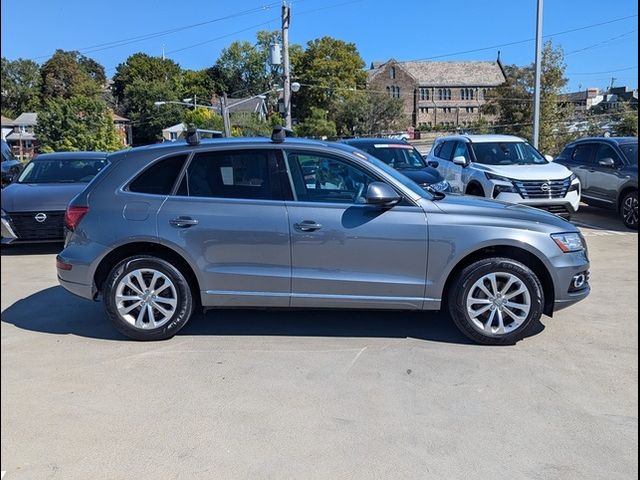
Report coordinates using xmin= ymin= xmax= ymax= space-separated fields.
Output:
xmin=569 ymin=173 xmax=577 ymax=181
xmin=485 ymin=172 xmax=512 ymax=182
xmin=551 ymin=232 xmax=585 ymax=253
xmin=426 ymin=180 xmax=450 ymax=192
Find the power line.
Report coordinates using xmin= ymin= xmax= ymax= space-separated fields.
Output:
xmin=569 ymin=66 xmax=638 ymax=75
xmin=406 ymin=14 xmax=638 ymax=62
xmin=565 ymin=30 xmax=637 ymax=56
xmin=31 ymin=2 xmax=292 ymax=60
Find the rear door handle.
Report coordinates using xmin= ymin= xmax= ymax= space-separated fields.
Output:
xmin=170 ymin=216 xmax=199 ymax=228
xmin=294 ymin=220 xmax=323 ymax=232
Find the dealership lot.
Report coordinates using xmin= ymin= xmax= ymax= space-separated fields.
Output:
xmin=1 ymin=206 xmax=637 ymax=479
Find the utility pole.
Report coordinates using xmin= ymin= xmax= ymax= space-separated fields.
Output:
xmin=532 ymin=0 xmax=543 ymax=149
xmin=221 ymin=94 xmax=231 ymax=137
xmin=281 ymin=2 xmax=292 ymax=129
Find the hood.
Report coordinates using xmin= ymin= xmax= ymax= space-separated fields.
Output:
xmin=431 ymin=193 xmax=575 ymax=232
xmin=474 ymin=162 xmax=572 ymax=181
xmin=1 ymin=182 xmax=87 ymax=212
xmin=397 ymin=167 xmax=443 ymax=185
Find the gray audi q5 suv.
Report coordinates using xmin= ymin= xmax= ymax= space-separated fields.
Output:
xmin=57 ymin=128 xmax=590 ymax=344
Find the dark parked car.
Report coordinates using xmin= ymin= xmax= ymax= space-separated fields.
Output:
xmin=339 ymin=138 xmax=450 ymax=192
xmin=1 ymin=151 xmax=109 ymax=243
xmin=555 ymin=137 xmax=638 ymax=229
xmin=1 ymin=139 xmax=23 ymax=188
xmin=56 ymin=129 xmax=590 ymax=345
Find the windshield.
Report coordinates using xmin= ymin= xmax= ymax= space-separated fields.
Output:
xmin=360 ymin=144 xmax=426 ymax=169
xmin=18 ymin=158 xmax=108 ymax=184
xmin=471 ymin=142 xmax=547 ymax=166
xmin=620 ymin=143 xmax=638 ymax=165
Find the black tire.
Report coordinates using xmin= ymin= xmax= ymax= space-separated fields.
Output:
xmin=466 ymin=184 xmax=485 ymax=197
xmin=621 ymin=190 xmax=638 ymax=230
xmin=103 ymin=255 xmax=194 ymax=341
xmin=448 ymin=257 xmax=544 ymax=345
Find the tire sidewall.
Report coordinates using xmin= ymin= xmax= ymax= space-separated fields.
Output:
xmin=450 ymin=258 xmax=544 ymax=344
xmin=104 ymin=255 xmax=193 ymax=341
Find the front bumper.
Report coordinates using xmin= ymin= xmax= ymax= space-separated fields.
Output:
xmin=493 ymin=189 xmax=581 ymax=215
xmin=549 ymin=249 xmax=591 ymax=312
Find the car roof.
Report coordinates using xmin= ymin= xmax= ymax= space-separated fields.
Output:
xmin=340 ymin=138 xmax=412 ymax=146
xmin=106 ymin=136 xmax=358 ymax=162
xmin=570 ymin=136 xmax=638 ymax=146
xmin=435 ymin=134 xmax=527 ymax=144
xmin=33 ymin=151 xmax=109 ymax=161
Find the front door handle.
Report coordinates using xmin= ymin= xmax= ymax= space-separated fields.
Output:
xmin=170 ymin=216 xmax=199 ymax=228
xmin=294 ymin=220 xmax=323 ymax=232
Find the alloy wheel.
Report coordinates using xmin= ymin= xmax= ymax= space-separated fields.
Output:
xmin=115 ymin=268 xmax=178 ymax=330
xmin=466 ymin=272 xmax=531 ymax=335
xmin=623 ymin=195 xmax=638 ymax=228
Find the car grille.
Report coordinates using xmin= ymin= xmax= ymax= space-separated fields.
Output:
xmin=534 ymin=205 xmax=571 ymax=218
xmin=513 ymin=178 xmax=571 ymax=199
xmin=8 ymin=211 xmax=65 ymax=240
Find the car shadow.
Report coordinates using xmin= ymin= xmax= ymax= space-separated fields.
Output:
xmin=1 ymin=242 xmax=64 ymax=256
xmin=1 ymin=286 xmax=544 ymax=345
xmin=572 ymin=204 xmax=637 ymax=233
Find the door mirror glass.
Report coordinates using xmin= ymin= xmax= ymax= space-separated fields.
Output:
xmin=428 ymin=160 xmax=439 ymax=168
xmin=544 ymin=154 xmax=554 ymax=162
xmin=598 ymin=157 xmax=616 ymax=168
xmin=452 ymin=155 xmax=467 ymax=166
xmin=366 ymin=182 xmax=401 ymax=207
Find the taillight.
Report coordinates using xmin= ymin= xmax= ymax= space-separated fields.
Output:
xmin=64 ymin=206 xmax=89 ymax=231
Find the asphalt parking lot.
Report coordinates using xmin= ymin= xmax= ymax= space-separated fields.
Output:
xmin=1 ymin=205 xmax=637 ymax=480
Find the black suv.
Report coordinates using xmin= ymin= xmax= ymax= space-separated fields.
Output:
xmin=555 ymin=137 xmax=638 ymax=229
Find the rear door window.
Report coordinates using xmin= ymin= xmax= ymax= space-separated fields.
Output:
xmin=177 ymin=149 xmax=283 ymax=200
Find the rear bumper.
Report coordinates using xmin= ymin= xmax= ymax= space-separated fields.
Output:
xmin=57 ymin=272 xmax=95 ymax=300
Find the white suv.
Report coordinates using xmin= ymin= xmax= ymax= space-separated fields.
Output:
xmin=426 ymin=134 xmax=581 ymax=218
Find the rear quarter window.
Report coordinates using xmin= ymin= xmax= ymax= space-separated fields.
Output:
xmin=128 ymin=154 xmax=188 ymax=195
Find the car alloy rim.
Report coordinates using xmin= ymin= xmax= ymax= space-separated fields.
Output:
xmin=115 ymin=268 xmax=178 ymax=330
xmin=623 ymin=196 xmax=638 ymax=226
xmin=466 ymin=272 xmax=531 ymax=335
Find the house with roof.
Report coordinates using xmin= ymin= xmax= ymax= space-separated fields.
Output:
xmin=559 ymin=88 xmax=604 ymax=115
xmin=112 ymin=113 xmax=132 ymax=147
xmin=1 ymin=115 xmax=14 ymax=141
xmin=367 ymin=57 xmax=507 ymax=130
xmin=5 ymin=112 xmax=38 ymax=159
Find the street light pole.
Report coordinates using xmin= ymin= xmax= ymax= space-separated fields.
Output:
xmin=532 ymin=0 xmax=543 ymax=148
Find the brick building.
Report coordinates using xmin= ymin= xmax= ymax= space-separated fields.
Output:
xmin=367 ymin=58 xmax=507 ymax=130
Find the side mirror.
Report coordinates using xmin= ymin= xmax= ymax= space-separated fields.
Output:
xmin=366 ymin=182 xmax=401 ymax=207
xmin=428 ymin=160 xmax=439 ymax=168
xmin=452 ymin=155 xmax=467 ymax=166
xmin=544 ymin=154 xmax=554 ymax=162
xmin=598 ymin=157 xmax=616 ymax=168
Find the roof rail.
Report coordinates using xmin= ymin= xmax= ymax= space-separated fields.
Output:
xmin=271 ymin=126 xmax=295 ymax=143
xmin=185 ymin=127 xmax=200 ymax=146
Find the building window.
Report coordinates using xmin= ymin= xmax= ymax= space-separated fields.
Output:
xmin=470 ymin=89 xmax=474 ymax=100
xmin=386 ymin=86 xmax=391 ymax=96
xmin=390 ymin=66 xmax=396 ymax=79
xmin=438 ymin=89 xmax=443 ymax=101
xmin=447 ymin=89 xmax=452 ymax=100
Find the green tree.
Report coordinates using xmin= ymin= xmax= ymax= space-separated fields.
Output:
xmin=1 ymin=57 xmax=41 ymax=117
xmin=40 ymin=50 xmax=106 ymax=101
xmin=36 ymin=95 xmax=122 ymax=152
xmin=613 ymin=102 xmax=638 ymax=137
xmin=113 ymin=53 xmax=184 ymax=145
xmin=334 ymin=91 xmax=405 ymax=136
xmin=181 ymin=69 xmax=217 ymax=105
xmin=484 ymin=42 xmax=572 ymax=154
xmin=183 ymin=107 xmax=224 ymax=132
xmin=214 ymin=40 xmax=270 ymax=96
xmin=296 ymin=107 xmax=336 ymax=138
xmin=293 ymin=37 xmax=367 ymax=121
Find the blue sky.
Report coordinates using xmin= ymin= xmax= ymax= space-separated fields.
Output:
xmin=1 ymin=0 xmax=637 ymax=91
